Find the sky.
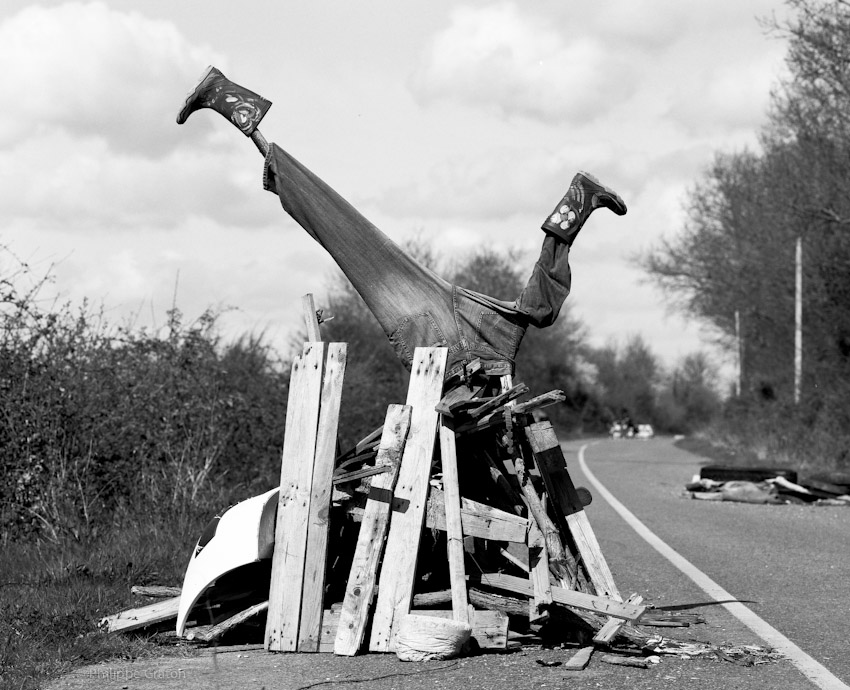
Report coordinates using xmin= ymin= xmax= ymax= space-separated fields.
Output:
xmin=0 ymin=0 xmax=791 ymax=382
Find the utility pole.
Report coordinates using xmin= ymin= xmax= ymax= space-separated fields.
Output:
xmin=794 ymin=236 xmax=802 ymax=404
xmin=735 ymin=309 xmax=742 ymax=398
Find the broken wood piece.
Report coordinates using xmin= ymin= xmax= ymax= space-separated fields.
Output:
xmin=185 ymin=601 xmax=269 ymax=642
xmin=593 ymin=594 xmax=644 ymax=644
xmin=426 ymin=489 xmax=529 ymax=543
xmin=334 ymin=404 xmax=412 ymax=656
xmin=266 ymin=342 xmax=326 ymax=652
xmin=500 ymin=543 xmax=529 ymax=572
xmin=370 ymin=347 xmax=448 ymax=653
xmin=435 ymin=380 xmax=486 ymax=415
xmin=439 ymin=415 xmax=470 ymax=624
xmin=465 ymin=382 xmax=529 ymax=419
xmin=131 ymin=585 xmax=181 ymax=598
xmin=301 ymin=293 xmax=323 ymax=342
xmin=563 ymin=645 xmax=594 ymax=670
xmin=471 ymin=573 xmax=645 ymax=621
xmin=453 ymin=390 xmax=565 ymax=434
xmin=335 ymin=425 xmax=383 ymax=465
xmin=101 ymin=596 xmax=180 ymax=633
xmin=299 ymin=343 xmax=347 ymax=653
xmin=525 ymin=421 xmax=620 ymax=600
xmin=599 ymin=653 xmax=652 ymax=668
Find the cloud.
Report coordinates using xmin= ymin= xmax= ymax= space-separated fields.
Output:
xmin=0 ymin=1 xmax=221 ymax=156
xmin=0 ymin=129 xmax=274 ymax=231
xmin=408 ymin=2 xmax=640 ymax=124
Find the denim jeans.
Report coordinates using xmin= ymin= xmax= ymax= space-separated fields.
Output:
xmin=263 ymin=143 xmax=573 ymax=379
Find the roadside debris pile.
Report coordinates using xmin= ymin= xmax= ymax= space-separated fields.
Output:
xmin=684 ymin=465 xmax=850 ymax=506
xmin=99 ymin=308 xmax=782 ymax=672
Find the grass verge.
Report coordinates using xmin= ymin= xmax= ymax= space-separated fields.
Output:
xmin=0 ymin=517 xmax=207 ymax=690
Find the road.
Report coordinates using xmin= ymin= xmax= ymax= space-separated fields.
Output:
xmin=566 ymin=436 xmax=850 ymax=689
xmin=49 ymin=436 xmax=850 ymax=690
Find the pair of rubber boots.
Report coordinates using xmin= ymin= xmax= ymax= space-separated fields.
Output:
xmin=176 ymin=66 xmax=626 ymax=242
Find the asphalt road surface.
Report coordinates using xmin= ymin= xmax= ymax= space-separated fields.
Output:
xmin=49 ymin=436 xmax=850 ymax=690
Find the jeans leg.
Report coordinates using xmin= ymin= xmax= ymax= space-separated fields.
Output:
xmin=515 ymin=235 xmax=572 ymax=329
xmin=262 ymin=143 xmax=457 ymax=360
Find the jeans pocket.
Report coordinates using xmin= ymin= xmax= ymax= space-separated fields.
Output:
xmin=473 ymin=311 xmax=522 ymax=360
xmin=389 ymin=313 xmax=449 ymax=367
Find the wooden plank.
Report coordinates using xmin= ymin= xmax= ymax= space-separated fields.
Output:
xmin=131 ymin=585 xmax=181 ymax=598
xmin=265 ymin=342 xmax=326 ymax=652
xmin=185 ymin=601 xmax=269 ymax=642
xmin=524 ymin=421 xmax=621 ymax=600
xmin=426 ymin=489 xmax=529 ymax=543
xmin=439 ymin=416 xmax=469 ymax=623
xmin=319 ymin=611 xmax=341 ymax=652
xmin=334 ymin=404 xmax=412 ymax=656
xmin=527 ymin=521 xmax=552 ymax=623
xmin=563 ymin=645 xmax=594 ymax=670
xmin=471 ymin=573 xmax=645 ymax=621
xmin=299 ymin=343 xmax=348 ymax=652
xmin=369 ymin=347 xmax=448 ymax=652
xmin=514 ymin=455 xmax=574 ymax=585
xmin=101 ymin=596 xmax=180 ymax=633
xmin=332 ymin=465 xmax=390 ymax=485
xmin=599 ymin=653 xmax=652 ymax=669
xmin=301 ymin=293 xmax=322 ymax=342
xmin=593 ymin=594 xmax=644 ymax=644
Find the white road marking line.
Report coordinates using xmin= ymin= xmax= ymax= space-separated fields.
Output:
xmin=578 ymin=442 xmax=849 ymax=690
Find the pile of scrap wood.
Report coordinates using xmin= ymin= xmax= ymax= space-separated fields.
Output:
xmin=685 ymin=466 xmax=850 ymax=506
xmin=102 ymin=310 xmax=695 ymax=667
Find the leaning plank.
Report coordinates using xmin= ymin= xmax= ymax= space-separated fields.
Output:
xmin=101 ymin=596 xmax=180 ymax=633
xmin=471 ymin=573 xmax=645 ymax=621
xmin=185 ymin=601 xmax=269 ymax=642
xmin=334 ymin=404 xmax=412 ymax=656
xmin=299 ymin=343 xmax=348 ymax=652
xmin=514 ymin=455 xmax=574 ymax=585
xmin=439 ymin=416 xmax=469 ymax=623
xmin=593 ymin=594 xmax=644 ymax=644
xmin=370 ymin=347 xmax=448 ymax=652
xmin=527 ymin=521 xmax=552 ymax=623
xmin=525 ymin=421 xmax=621 ymax=600
xmin=265 ymin=342 xmax=326 ymax=652
xmin=426 ymin=489 xmax=529 ymax=543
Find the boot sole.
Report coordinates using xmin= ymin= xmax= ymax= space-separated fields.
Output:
xmin=578 ymin=170 xmax=627 ymax=215
xmin=176 ymin=65 xmax=217 ymax=124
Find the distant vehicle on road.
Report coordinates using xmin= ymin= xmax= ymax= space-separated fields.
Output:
xmin=609 ymin=419 xmax=654 ymax=439
xmin=636 ymin=423 xmax=655 ymax=439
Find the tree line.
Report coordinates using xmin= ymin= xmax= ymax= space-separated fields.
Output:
xmin=641 ymin=0 xmax=850 ymax=470
xmin=0 ymin=238 xmax=718 ymax=542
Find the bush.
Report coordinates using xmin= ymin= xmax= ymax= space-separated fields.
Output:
xmin=0 ymin=251 xmax=290 ymax=542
